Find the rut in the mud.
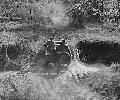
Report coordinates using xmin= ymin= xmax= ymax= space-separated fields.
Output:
xmin=77 ymin=41 xmax=120 ymax=66
xmin=0 ymin=44 xmax=28 ymax=71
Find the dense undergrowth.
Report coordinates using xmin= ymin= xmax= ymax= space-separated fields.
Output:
xmin=0 ymin=59 xmax=120 ymax=100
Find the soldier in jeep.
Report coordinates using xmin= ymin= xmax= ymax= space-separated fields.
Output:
xmin=44 ymin=37 xmax=55 ymax=55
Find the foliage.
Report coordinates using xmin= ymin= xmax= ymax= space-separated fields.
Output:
xmin=0 ymin=30 xmax=20 ymax=46
xmin=66 ymin=0 xmax=119 ymax=28
xmin=0 ymin=0 xmax=119 ymax=28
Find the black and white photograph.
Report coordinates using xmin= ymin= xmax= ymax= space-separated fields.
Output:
xmin=0 ymin=0 xmax=120 ymax=100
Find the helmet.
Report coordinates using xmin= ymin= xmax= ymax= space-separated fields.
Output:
xmin=50 ymin=37 xmax=54 ymax=40
xmin=61 ymin=39 xmax=65 ymax=44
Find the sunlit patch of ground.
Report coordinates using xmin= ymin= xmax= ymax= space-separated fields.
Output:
xmin=0 ymin=71 xmax=18 ymax=79
xmin=71 ymin=60 xmax=120 ymax=99
xmin=1 ymin=59 xmax=120 ymax=100
xmin=35 ymin=64 xmax=69 ymax=80
xmin=68 ymin=60 xmax=100 ymax=77
xmin=0 ymin=60 xmax=102 ymax=100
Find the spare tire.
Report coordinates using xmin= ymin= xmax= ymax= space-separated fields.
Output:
xmin=56 ymin=52 xmax=71 ymax=66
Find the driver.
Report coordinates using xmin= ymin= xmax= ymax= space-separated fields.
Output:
xmin=56 ymin=39 xmax=71 ymax=55
xmin=44 ymin=37 xmax=55 ymax=55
